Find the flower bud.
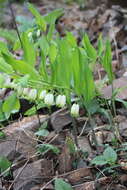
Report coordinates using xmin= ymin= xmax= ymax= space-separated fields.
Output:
xmin=10 ymin=82 xmax=18 ymax=89
xmin=36 ymin=29 xmax=41 ymax=37
xmin=44 ymin=93 xmax=54 ymax=106
xmin=71 ymin=103 xmax=79 ymax=117
xmin=39 ymin=90 xmax=46 ymax=100
xmin=56 ymin=95 xmax=66 ymax=108
xmin=4 ymin=76 xmax=11 ymax=87
xmin=23 ymin=88 xmax=29 ymax=96
xmin=29 ymin=89 xmax=37 ymax=100
xmin=28 ymin=32 xmax=32 ymax=38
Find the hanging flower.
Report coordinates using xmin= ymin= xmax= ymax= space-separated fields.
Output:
xmin=44 ymin=93 xmax=54 ymax=106
xmin=29 ymin=89 xmax=37 ymax=100
xmin=23 ymin=88 xmax=29 ymax=96
xmin=56 ymin=95 xmax=66 ymax=108
xmin=39 ymin=90 xmax=47 ymax=100
xmin=71 ymin=103 xmax=79 ymax=117
xmin=36 ymin=29 xmax=41 ymax=37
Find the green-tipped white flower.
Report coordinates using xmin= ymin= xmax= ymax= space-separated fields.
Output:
xmin=4 ymin=77 xmax=11 ymax=87
xmin=17 ymin=86 xmax=23 ymax=96
xmin=10 ymin=82 xmax=18 ymax=89
xmin=23 ymin=88 xmax=29 ymax=96
xmin=36 ymin=29 xmax=41 ymax=37
xmin=29 ymin=89 xmax=37 ymax=100
xmin=39 ymin=90 xmax=47 ymax=100
xmin=56 ymin=95 xmax=66 ymax=108
xmin=28 ymin=32 xmax=32 ymax=38
xmin=71 ymin=103 xmax=79 ymax=117
xmin=44 ymin=93 xmax=54 ymax=106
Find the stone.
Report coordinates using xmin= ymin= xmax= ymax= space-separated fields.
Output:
xmin=51 ymin=108 xmax=72 ymax=132
xmin=13 ymin=159 xmax=54 ymax=190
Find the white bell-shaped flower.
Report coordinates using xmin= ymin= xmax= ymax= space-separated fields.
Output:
xmin=39 ymin=90 xmax=47 ymax=100
xmin=36 ymin=29 xmax=41 ymax=37
xmin=23 ymin=88 xmax=29 ymax=96
xmin=29 ymin=89 xmax=37 ymax=100
xmin=71 ymin=103 xmax=79 ymax=117
xmin=28 ymin=32 xmax=32 ymax=38
xmin=56 ymin=95 xmax=66 ymax=108
xmin=44 ymin=93 xmax=54 ymax=106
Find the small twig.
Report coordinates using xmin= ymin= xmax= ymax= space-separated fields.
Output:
xmin=72 ymin=117 xmax=79 ymax=148
xmin=40 ymin=178 xmax=56 ymax=190
xmin=78 ymin=118 xmax=88 ymax=137
xmin=8 ymin=159 xmax=30 ymax=190
xmin=88 ymin=112 xmax=99 ymax=150
xmin=95 ymin=166 xmax=106 ymax=179
xmin=34 ymin=102 xmax=41 ymax=127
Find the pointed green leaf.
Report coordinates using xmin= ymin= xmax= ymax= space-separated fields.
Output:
xmin=102 ymin=40 xmax=114 ymax=83
xmin=22 ymin=32 xmax=36 ymax=66
xmin=55 ymin=178 xmax=73 ymax=190
xmin=2 ymin=53 xmax=40 ymax=80
xmin=28 ymin=3 xmax=46 ymax=31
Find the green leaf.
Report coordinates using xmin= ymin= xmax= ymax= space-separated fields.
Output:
xmin=40 ymin=121 xmax=48 ymax=129
xmin=66 ymin=32 xmax=77 ymax=47
xmin=102 ymin=40 xmax=114 ymax=83
xmin=22 ymin=32 xmax=36 ymax=66
xmin=55 ymin=38 xmax=72 ymax=88
xmin=2 ymin=92 xmax=20 ymax=118
xmin=0 ymin=28 xmax=17 ymax=44
xmin=0 ymin=57 xmax=14 ymax=75
xmin=35 ymin=129 xmax=49 ymax=137
xmin=0 ymin=131 xmax=6 ymax=139
xmin=39 ymin=36 xmax=49 ymax=56
xmin=47 ymin=23 xmax=55 ymax=42
xmin=2 ymin=53 xmax=40 ymax=80
xmin=55 ymin=178 xmax=73 ymax=190
xmin=82 ymin=34 xmax=97 ymax=61
xmin=103 ymin=146 xmax=117 ymax=164
xmin=37 ymin=144 xmax=60 ymax=154
xmin=71 ymin=47 xmax=81 ymax=95
xmin=24 ymin=102 xmax=45 ymax=116
xmin=0 ymin=41 xmax=9 ymax=53
xmin=0 ymin=157 xmax=11 ymax=177
xmin=86 ymin=99 xmax=100 ymax=114
xmin=44 ymin=8 xmax=64 ymax=24
xmin=116 ymin=99 xmax=127 ymax=109
xmin=91 ymin=155 xmax=107 ymax=166
xmin=0 ymin=73 xmax=5 ymax=88
xmin=49 ymin=42 xmax=58 ymax=64
xmin=16 ymin=15 xmax=35 ymax=32
xmin=79 ymin=49 xmax=96 ymax=105
xmin=0 ymin=100 xmax=6 ymax=122
xmin=16 ymin=74 xmax=30 ymax=87
xmin=28 ymin=3 xmax=46 ymax=31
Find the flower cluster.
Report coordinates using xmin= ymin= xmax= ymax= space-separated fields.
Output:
xmin=1 ymin=74 xmax=80 ymax=117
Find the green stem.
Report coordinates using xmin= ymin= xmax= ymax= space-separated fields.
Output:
xmin=88 ymin=111 xmax=98 ymax=149
xmin=111 ymin=82 xmax=116 ymax=117
xmin=34 ymin=102 xmax=41 ymax=127
xmin=71 ymin=116 xmax=79 ymax=148
xmin=48 ymin=106 xmax=52 ymax=116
